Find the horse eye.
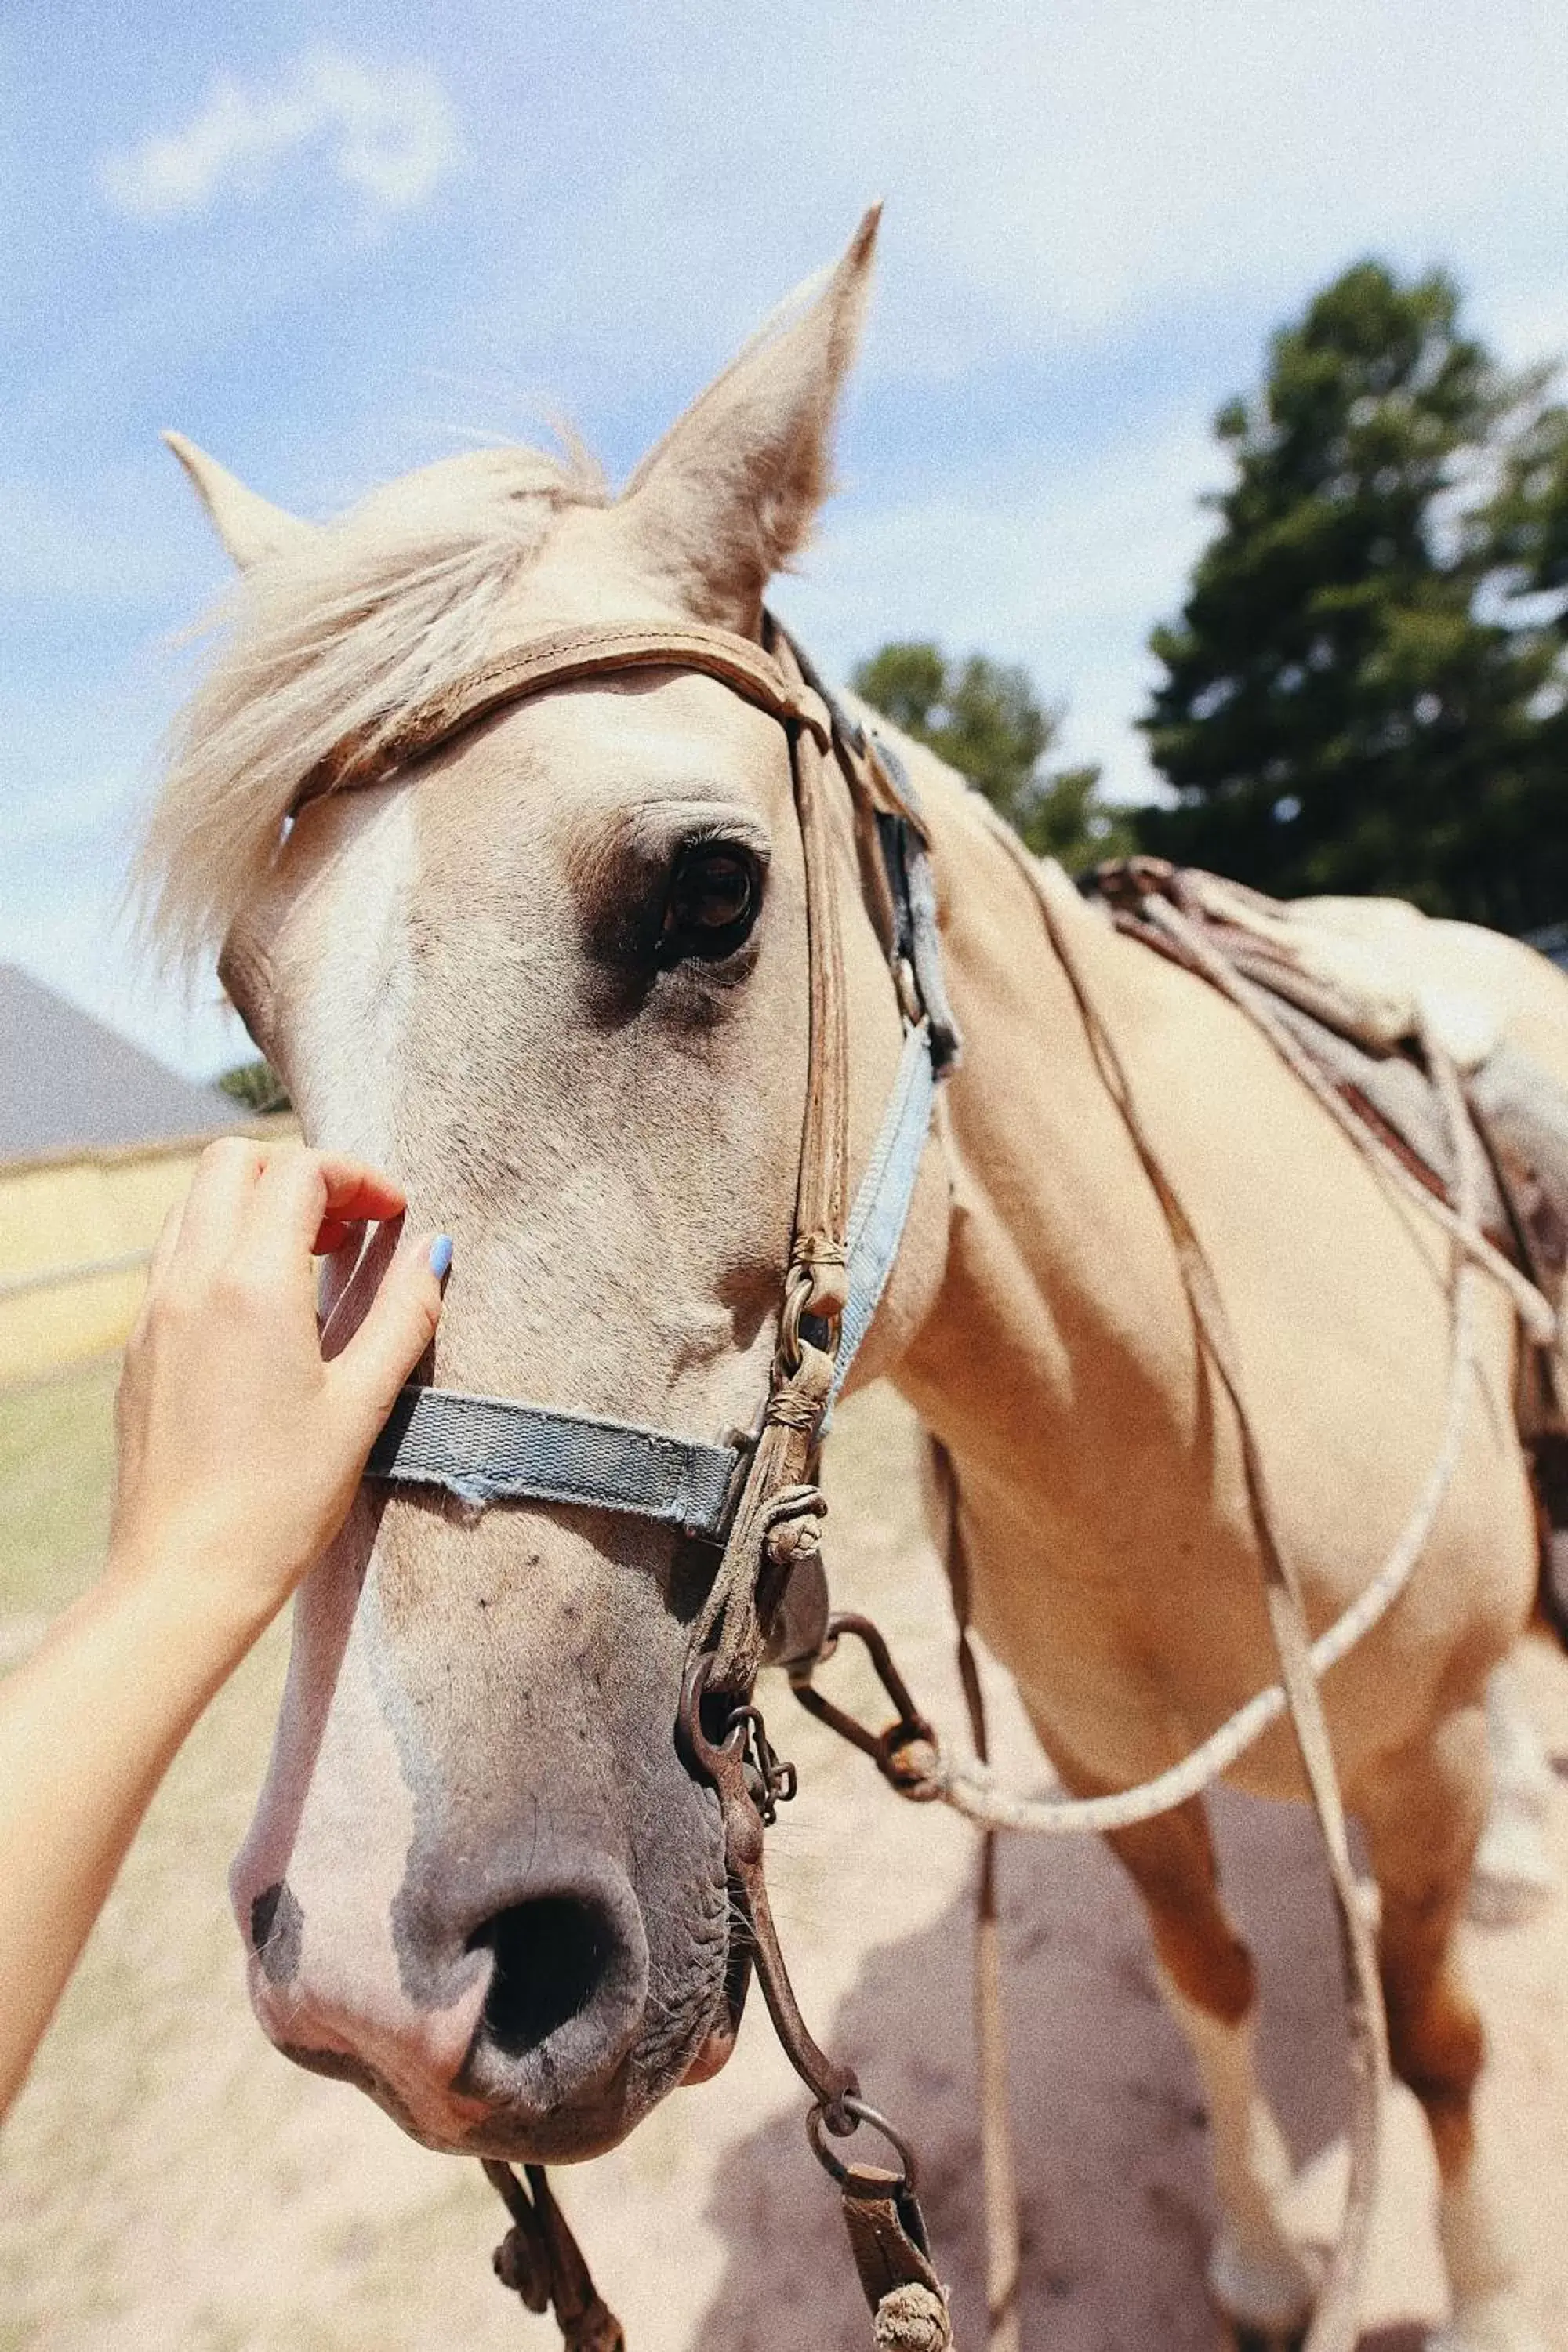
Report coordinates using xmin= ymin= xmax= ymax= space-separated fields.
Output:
xmin=659 ymin=844 xmax=760 ymax=964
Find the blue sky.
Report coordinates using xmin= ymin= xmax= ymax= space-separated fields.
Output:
xmin=6 ymin=0 xmax=1568 ymax=1077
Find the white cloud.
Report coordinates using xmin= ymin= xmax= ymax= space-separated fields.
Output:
xmin=39 ymin=0 xmax=1568 ymax=1074
xmin=100 ymin=52 xmax=459 ymax=221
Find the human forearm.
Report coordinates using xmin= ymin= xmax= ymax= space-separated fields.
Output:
xmin=0 ymin=1142 xmax=446 ymax=2122
xmin=0 ymin=1551 xmax=267 ymax=2118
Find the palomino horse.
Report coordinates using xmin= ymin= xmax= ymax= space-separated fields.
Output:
xmin=141 ymin=215 xmax=1564 ymax=2349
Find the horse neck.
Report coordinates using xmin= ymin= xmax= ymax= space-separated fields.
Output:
xmin=891 ymin=775 xmax=1195 ymax=1506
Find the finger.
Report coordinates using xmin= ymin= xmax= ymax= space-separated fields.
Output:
xmin=245 ymin=1149 xmax=408 ymax=1269
xmin=313 ymin=1214 xmax=367 ymax=1259
xmin=333 ymin=1231 xmax=449 ymax=1433
xmin=310 ymin=1157 xmax=407 ymax=1228
xmin=318 ymin=1220 xmax=394 ymax=1357
xmin=172 ymin=1135 xmax=270 ymax=1271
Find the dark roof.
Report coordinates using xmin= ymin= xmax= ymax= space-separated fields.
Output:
xmin=0 ymin=964 xmax=235 ymax=1162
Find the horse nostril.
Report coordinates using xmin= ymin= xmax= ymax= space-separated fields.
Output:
xmin=472 ymin=1896 xmax=615 ymax=2056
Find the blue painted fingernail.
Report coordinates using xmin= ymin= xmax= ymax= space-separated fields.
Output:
xmin=429 ymin=1235 xmax=453 ymax=1279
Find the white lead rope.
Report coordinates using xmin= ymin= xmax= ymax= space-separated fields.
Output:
xmin=931 ymin=1231 xmax=1479 ymax=1835
xmin=913 ymin=864 xmax=1523 ymax=1840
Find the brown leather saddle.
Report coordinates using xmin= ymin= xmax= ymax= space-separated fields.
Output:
xmin=1085 ymin=857 xmax=1568 ymax=1631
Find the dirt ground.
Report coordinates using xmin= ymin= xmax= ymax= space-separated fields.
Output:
xmin=2 ymin=1374 xmax=1566 ymax=2351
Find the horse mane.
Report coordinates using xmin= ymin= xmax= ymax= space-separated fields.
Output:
xmin=137 ymin=441 xmax=608 ymax=974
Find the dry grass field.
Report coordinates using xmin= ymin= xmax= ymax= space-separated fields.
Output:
xmin=2 ymin=1367 xmax=1566 ymax=2350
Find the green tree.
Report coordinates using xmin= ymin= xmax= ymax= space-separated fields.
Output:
xmin=1138 ymin=261 xmax=1568 ymax=931
xmin=851 ymin=641 xmax=1131 ymax=873
xmin=1485 ymin=395 xmax=1568 ymax=877
xmin=1488 ymin=397 xmax=1568 ymax=608
xmin=217 ymin=1058 xmax=291 ymax=1114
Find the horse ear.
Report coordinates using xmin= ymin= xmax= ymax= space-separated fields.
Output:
xmin=162 ymin=431 xmax=318 ymax=569
xmin=620 ymin=206 xmax=880 ymax=631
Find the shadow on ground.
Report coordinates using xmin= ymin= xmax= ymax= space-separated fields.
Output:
xmin=692 ymin=1789 xmax=1434 ymax=2352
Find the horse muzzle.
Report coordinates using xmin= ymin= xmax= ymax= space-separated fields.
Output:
xmin=238 ymin=1848 xmax=657 ymax=2158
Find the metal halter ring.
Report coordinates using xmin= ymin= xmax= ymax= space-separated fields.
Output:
xmin=806 ymin=2095 xmax=920 ymax=2190
xmin=789 ymin=1613 xmax=941 ymax=1800
xmin=776 ymin=1264 xmax=815 ymax=1377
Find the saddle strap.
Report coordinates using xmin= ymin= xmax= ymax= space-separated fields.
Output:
xmin=982 ymin=816 xmax=1389 ymax=2352
xmin=1136 ymin=891 xmax=1555 ymax=1345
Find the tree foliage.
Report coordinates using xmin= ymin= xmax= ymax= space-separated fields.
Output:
xmin=1138 ymin=260 xmax=1568 ymax=931
xmin=216 ymin=1058 xmax=291 ymax=1113
xmin=851 ymin=641 xmax=1132 ymax=872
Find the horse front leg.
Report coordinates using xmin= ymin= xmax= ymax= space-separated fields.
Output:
xmin=1355 ymin=1708 xmax=1545 ymax=2352
xmin=1102 ymin=1796 xmax=1316 ymax=2344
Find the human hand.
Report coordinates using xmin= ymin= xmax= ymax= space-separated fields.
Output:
xmin=107 ymin=1140 xmax=447 ymax=1637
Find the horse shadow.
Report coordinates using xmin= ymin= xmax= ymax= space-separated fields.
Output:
xmin=691 ymin=1788 xmax=1429 ymax=2352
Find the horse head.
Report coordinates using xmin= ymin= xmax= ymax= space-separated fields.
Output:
xmin=140 ymin=211 xmax=949 ymax=2161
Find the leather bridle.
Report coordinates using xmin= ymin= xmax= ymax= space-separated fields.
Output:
xmin=292 ymin=611 xmax=965 ymax=2348
xmin=350 ymin=616 xmax=959 ymax=1653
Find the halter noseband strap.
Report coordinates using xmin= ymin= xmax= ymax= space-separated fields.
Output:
xmin=352 ymin=615 xmax=957 ymax=1652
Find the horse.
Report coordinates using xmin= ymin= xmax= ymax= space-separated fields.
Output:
xmin=139 ymin=212 xmax=1566 ymax=2351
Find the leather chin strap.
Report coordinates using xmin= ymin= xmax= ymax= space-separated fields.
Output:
xmin=353 ymin=617 xmax=958 ymax=1664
